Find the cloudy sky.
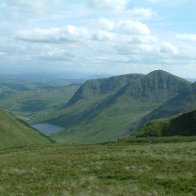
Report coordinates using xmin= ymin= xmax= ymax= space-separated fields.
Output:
xmin=0 ymin=0 xmax=196 ymax=77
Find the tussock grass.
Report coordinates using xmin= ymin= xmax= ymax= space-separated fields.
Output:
xmin=0 ymin=139 xmax=195 ymax=195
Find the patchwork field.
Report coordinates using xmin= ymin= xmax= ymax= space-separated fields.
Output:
xmin=0 ymin=138 xmax=195 ymax=195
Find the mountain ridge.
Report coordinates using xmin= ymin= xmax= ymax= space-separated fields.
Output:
xmin=66 ymin=73 xmax=144 ymax=106
xmin=49 ymin=70 xmax=191 ymax=143
xmin=128 ymin=82 xmax=196 ymax=133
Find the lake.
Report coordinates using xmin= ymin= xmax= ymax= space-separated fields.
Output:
xmin=32 ymin=123 xmax=64 ymax=136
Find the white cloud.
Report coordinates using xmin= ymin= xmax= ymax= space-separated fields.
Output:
xmin=0 ymin=0 xmax=195 ymax=77
xmin=1 ymin=0 xmax=62 ymax=10
xmin=147 ymin=0 xmax=161 ymax=3
xmin=176 ymin=34 xmax=196 ymax=41
xmin=16 ymin=18 xmax=178 ymax=57
xmin=98 ymin=18 xmax=151 ymax=35
xmin=16 ymin=19 xmax=152 ymax=43
xmin=129 ymin=8 xmax=156 ymax=19
xmin=0 ymin=0 xmax=63 ymax=21
xmin=88 ymin=0 xmax=129 ymax=11
xmin=91 ymin=30 xmax=115 ymax=41
xmin=17 ymin=27 xmax=62 ymax=42
xmin=16 ymin=26 xmax=91 ymax=42
xmin=10 ymin=0 xmax=45 ymax=9
xmin=160 ymin=42 xmax=178 ymax=54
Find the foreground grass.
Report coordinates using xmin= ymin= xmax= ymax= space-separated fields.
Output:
xmin=0 ymin=140 xmax=195 ymax=195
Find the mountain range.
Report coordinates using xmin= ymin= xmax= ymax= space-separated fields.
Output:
xmin=0 ymin=70 xmax=195 ymax=145
xmin=41 ymin=70 xmax=193 ymax=143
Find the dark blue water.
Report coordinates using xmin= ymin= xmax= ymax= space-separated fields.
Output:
xmin=32 ymin=123 xmax=64 ymax=136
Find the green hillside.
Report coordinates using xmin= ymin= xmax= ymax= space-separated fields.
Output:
xmin=50 ymin=70 xmax=191 ymax=143
xmin=130 ymin=82 xmax=196 ymax=132
xmin=0 ymin=109 xmax=51 ymax=148
xmin=131 ymin=110 xmax=196 ymax=138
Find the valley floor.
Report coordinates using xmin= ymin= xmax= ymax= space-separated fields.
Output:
xmin=0 ymin=138 xmax=196 ymax=195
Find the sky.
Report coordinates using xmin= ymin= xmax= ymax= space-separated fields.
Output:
xmin=0 ymin=0 xmax=196 ymax=78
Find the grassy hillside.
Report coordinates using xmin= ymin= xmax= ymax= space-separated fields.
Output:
xmin=0 ymin=138 xmax=195 ymax=195
xmin=130 ymin=82 xmax=196 ymax=132
xmin=50 ymin=70 xmax=191 ymax=143
xmin=131 ymin=110 xmax=196 ymax=138
xmin=0 ymin=110 xmax=51 ymax=148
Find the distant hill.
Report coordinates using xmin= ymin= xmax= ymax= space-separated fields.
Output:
xmin=131 ymin=110 xmax=196 ymax=137
xmin=0 ymin=109 xmax=52 ymax=148
xmin=48 ymin=70 xmax=191 ymax=144
xmin=0 ymin=74 xmax=81 ymax=124
xmin=129 ymin=82 xmax=196 ymax=133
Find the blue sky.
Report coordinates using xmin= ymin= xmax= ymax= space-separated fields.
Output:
xmin=0 ymin=0 xmax=196 ymax=77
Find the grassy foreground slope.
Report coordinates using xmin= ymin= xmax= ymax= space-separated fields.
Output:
xmin=0 ymin=110 xmax=51 ymax=148
xmin=131 ymin=110 xmax=196 ymax=138
xmin=51 ymin=70 xmax=191 ymax=143
xmin=0 ymin=139 xmax=195 ymax=195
